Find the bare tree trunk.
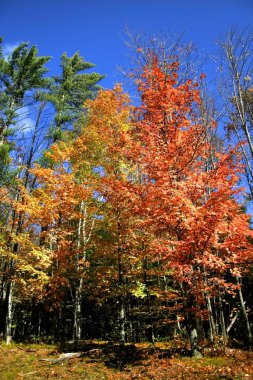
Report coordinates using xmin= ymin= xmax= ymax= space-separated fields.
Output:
xmin=5 ymin=280 xmax=13 ymax=344
xmin=218 ymin=296 xmax=228 ymax=345
xmin=237 ymin=276 xmax=252 ymax=343
xmin=206 ymin=295 xmax=216 ymax=342
xmin=73 ymin=201 xmax=95 ymax=340
xmin=187 ymin=315 xmax=202 ymax=358
xmin=120 ymin=298 xmax=126 ymax=344
xmin=73 ymin=278 xmax=83 ymax=340
xmin=118 ymin=250 xmax=126 ymax=345
xmin=185 ymin=293 xmax=202 ymax=358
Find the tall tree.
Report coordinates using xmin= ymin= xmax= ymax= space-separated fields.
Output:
xmin=125 ymin=56 xmax=253 ymax=355
xmin=43 ymin=52 xmax=104 ymax=142
xmin=71 ymin=85 xmax=138 ymax=343
xmin=0 ymin=42 xmax=104 ymax=343
xmin=0 ymin=40 xmax=51 ymax=343
xmin=219 ymin=27 xmax=253 ymax=200
xmin=0 ymin=39 xmax=51 ymax=185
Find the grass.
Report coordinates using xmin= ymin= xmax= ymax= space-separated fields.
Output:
xmin=0 ymin=341 xmax=253 ymax=379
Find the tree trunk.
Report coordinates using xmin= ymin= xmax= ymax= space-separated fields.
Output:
xmin=218 ymin=296 xmax=228 ymax=345
xmin=120 ymin=298 xmax=126 ymax=344
xmin=73 ymin=201 xmax=94 ymax=340
xmin=73 ymin=278 xmax=83 ymax=340
xmin=5 ymin=280 xmax=13 ymax=344
xmin=185 ymin=294 xmax=202 ymax=358
xmin=206 ymin=295 xmax=217 ymax=341
xmin=187 ymin=316 xmax=202 ymax=358
xmin=237 ymin=277 xmax=252 ymax=343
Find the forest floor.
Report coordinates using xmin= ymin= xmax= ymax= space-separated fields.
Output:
xmin=1 ymin=340 xmax=253 ymax=379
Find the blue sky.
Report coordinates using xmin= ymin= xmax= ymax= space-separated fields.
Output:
xmin=1 ymin=0 xmax=253 ymax=88
xmin=1 ymin=0 xmax=253 ymax=213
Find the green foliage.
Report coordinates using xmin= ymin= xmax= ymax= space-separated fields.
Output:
xmin=0 ymin=33 xmax=253 ymax=354
xmin=0 ymin=39 xmax=51 ymax=186
xmin=0 ymin=40 xmax=51 ymax=114
xmin=42 ymin=52 xmax=104 ymax=141
xmin=0 ymin=142 xmax=12 ymax=186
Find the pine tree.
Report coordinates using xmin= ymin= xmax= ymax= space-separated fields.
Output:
xmin=0 ymin=39 xmax=51 ymax=186
xmin=43 ymin=52 xmax=104 ymax=142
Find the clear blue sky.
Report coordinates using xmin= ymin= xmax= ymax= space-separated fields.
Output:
xmin=1 ymin=0 xmax=253 ymax=88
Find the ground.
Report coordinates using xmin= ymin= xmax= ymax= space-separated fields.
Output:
xmin=0 ymin=340 xmax=253 ymax=379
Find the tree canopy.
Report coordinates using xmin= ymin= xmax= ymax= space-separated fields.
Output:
xmin=0 ymin=32 xmax=253 ymax=358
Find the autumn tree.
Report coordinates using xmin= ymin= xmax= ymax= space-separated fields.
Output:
xmin=13 ymin=141 xmax=99 ymax=339
xmin=46 ymin=56 xmax=253 ymax=350
xmin=0 ymin=41 xmax=104 ymax=343
xmin=122 ymin=55 xmax=253 ymax=356
xmin=1 ymin=36 xmax=253 ymax=352
xmin=70 ymin=86 xmax=143 ymax=343
xmin=0 ymin=40 xmax=52 ymax=343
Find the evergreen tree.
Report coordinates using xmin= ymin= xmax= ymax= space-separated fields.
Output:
xmin=43 ymin=52 xmax=104 ymax=142
xmin=0 ymin=39 xmax=51 ymax=186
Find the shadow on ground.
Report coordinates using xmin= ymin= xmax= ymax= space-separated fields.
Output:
xmin=59 ymin=340 xmax=191 ymax=370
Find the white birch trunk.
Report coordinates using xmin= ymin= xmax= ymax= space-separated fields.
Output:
xmin=73 ymin=201 xmax=95 ymax=340
xmin=5 ymin=280 xmax=13 ymax=344
xmin=120 ymin=299 xmax=126 ymax=345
